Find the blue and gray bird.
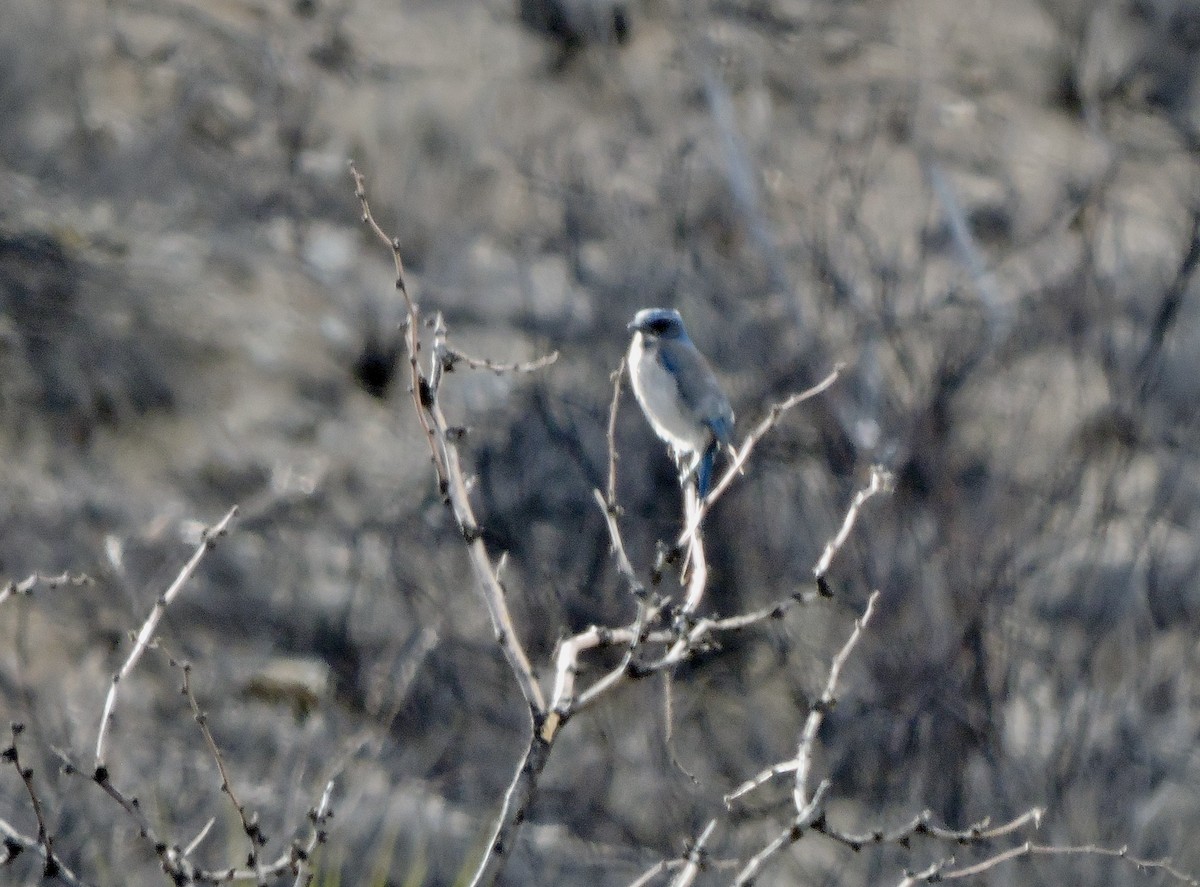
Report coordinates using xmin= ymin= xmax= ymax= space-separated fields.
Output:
xmin=627 ymin=308 xmax=735 ymax=497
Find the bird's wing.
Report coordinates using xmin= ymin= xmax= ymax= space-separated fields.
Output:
xmin=657 ymin=339 xmax=735 ymax=445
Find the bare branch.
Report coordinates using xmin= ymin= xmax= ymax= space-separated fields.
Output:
xmin=3 ymin=724 xmax=71 ymax=882
xmin=0 ymin=571 xmax=92 ymax=607
xmin=627 ymin=858 xmax=684 ymax=887
xmin=349 ymin=161 xmax=446 ymax=492
xmin=816 ymin=807 xmax=1043 ymax=852
xmin=94 ymin=505 xmax=238 ymax=775
xmin=896 ymin=860 xmax=946 ymax=886
xmin=1028 ymin=843 xmax=1200 ymax=885
xmin=678 ymin=485 xmax=708 ymax=615
xmin=605 ymin=359 xmax=626 ymax=509
xmin=812 ymin=465 xmax=892 ymax=595
xmin=179 ymin=662 xmax=267 ymax=885
xmin=443 ymin=346 xmax=559 ymax=375
xmin=428 ymin=325 xmax=546 ymax=715
xmin=796 ymin=591 xmax=879 ymax=811
xmin=348 ymin=161 xmax=409 ymax=294
xmin=669 ymin=818 xmax=718 ymax=887
xmin=350 ymin=168 xmax=545 ymax=719
xmin=680 ymin=365 xmax=843 ymax=540
xmin=468 ymin=735 xmax=555 ymax=887
xmin=181 ymin=817 xmax=216 ymax=859
xmin=593 ymin=489 xmax=647 ymax=601
xmin=724 ymin=758 xmax=798 ymax=807
xmin=291 ymin=778 xmax=335 ymax=887
xmin=83 ymin=757 xmax=335 ymax=885
xmin=730 ymin=781 xmax=831 ymax=887
xmin=725 ymin=592 xmax=879 ymax=812
xmin=0 ymin=816 xmax=91 ymax=887
xmin=897 ymin=839 xmax=1200 ymax=886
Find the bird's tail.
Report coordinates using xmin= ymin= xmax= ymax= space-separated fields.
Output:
xmin=697 ymin=442 xmax=718 ymax=498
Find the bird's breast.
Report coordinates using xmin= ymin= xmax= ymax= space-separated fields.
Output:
xmin=628 ymin=335 xmax=711 ymax=453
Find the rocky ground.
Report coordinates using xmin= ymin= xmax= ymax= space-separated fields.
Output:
xmin=4 ymin=0 xmax=1200 ymax=884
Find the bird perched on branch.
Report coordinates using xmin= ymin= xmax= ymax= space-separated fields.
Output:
xmin=627 ymin=308 xmax=734 ymax=497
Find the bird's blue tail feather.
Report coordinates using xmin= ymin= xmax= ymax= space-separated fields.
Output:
xmin=697 ymin=444 xmax=717 ymax=497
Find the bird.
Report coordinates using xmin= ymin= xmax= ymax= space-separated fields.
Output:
xmin=627 ymin=308 xmax=734 ymax=498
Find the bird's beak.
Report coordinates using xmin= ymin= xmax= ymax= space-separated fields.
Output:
xmin=627 ymin=320 xmax=638 ymax=331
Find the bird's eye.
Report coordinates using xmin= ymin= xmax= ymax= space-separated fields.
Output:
xmin=649 ymin=319 xmax=671 ymax=335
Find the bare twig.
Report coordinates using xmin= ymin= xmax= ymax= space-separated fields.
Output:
xmin=180 ymin=663 xmax=267 ymax=885
xmin=428 ymin=319 xmax=546 ymax=715
xmin=795 ymin=591 xmax=879 ymax=811
xmin=443 ymin=346 xmax=559 ymax=375
xmin=595 ymin=360 xmax=651 ymax=609
xmin=351 ymin=167 xmax=546 ymax=720
xmin=0 ymin=571 xmax=92 ymax=607
xmin=593 ymin=489 xmax=647 ymax=601
xmin=627 ymin=857 xmax=684 ymax=887
xmin=3 ymin=724 xmax=67 ymax=881
xmin=669 ymin=818 xmax=718 ymax=887
xmin=291 ymin=778 xmax=335 ymax=887
xmin=0 ymin=816 xmax=91 ymax=887
xmin=816 ymin=807 xmax=1042 ymax=852
xmin=679 ymin=486 xmax=707 ymax=614
xmin=812 ymin=464 xmax=891 ymax=595
xmin=723 ymin=757 xmax=799 ymax=807
xmin=605 ymin=359 xmax=626 ymax=509
xmin=726 ymin=592 xmax=879 ymax=810
xmin=681 ymin=365 xmax=843 ymax=541
xmin=182 ymin=817 xmax=217 ymax=859
xmin=730 ymin=781 xmax=831 ymax=887
xmin=81 ymin=755 xmax=334 ymax=885
xmin=93 ymin=505 xmax=238 ymax=775
xmin=468 ymin=734 xmax=555 ymax=887
xmin=349 ymin=161 xmax=446 ymax=492
xmin=896 ymin=839 xmax=1200 ymax=886
xmin=897 ymin=859 xmax=946 ymax=885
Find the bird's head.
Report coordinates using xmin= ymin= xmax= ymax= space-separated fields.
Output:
xmin=628 ymin=308 xmax=688 ymax=341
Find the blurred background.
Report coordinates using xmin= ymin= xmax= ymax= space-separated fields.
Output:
xmin=3 ymin=0 xmax=1200 ymax=883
